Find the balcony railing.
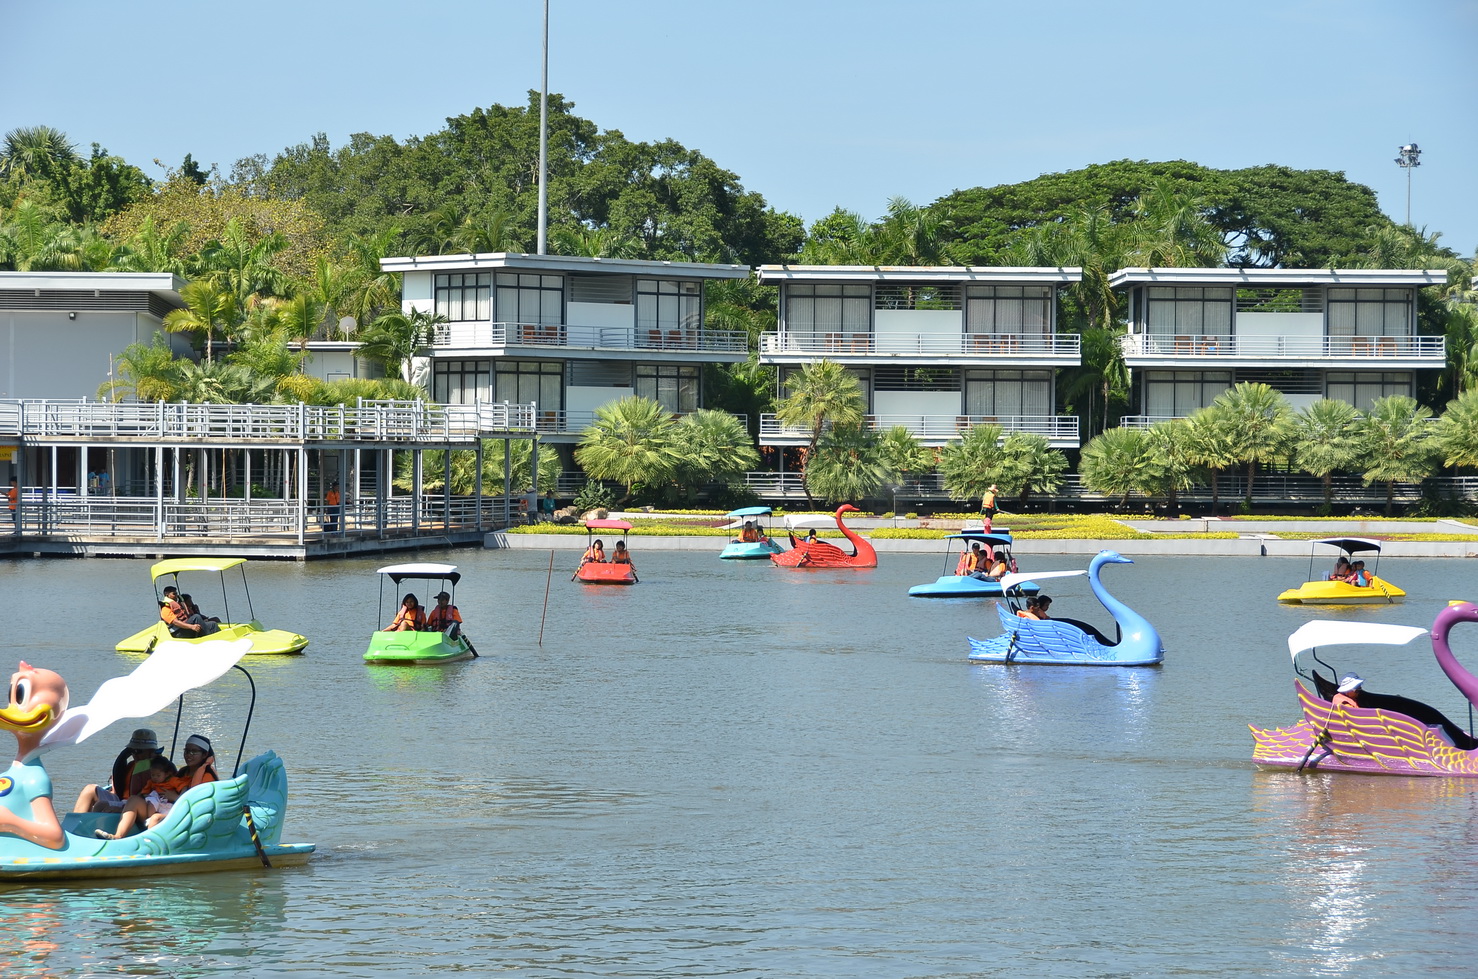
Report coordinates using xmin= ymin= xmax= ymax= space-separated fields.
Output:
xmin=1120 ymin=333 xmax=1445 ymax=360
xmin=759 ymin=332 xmax=1080 ymax=358
xmin=759 ymin=413 xmax=1079 ymax=441
xmin=532 ymin=409 xmax=747 ymax=437
xmin=432 ymin=321 xmax=749 ymax=354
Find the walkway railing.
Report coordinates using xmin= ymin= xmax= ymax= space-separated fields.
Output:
xmin=1119 ymin=333 xmax=1445 ymax=360
xmin=759 ymin=413 xmax=1078 ymax=441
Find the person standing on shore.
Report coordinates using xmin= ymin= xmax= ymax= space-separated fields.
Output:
xmin=981 ymin=484 xmax=998 ymax=531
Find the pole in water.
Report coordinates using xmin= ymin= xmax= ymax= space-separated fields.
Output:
xmin=539 ymin=549 xmax=555 ymax=646
xmin=242 ymin=805 xmax=272 ymax=868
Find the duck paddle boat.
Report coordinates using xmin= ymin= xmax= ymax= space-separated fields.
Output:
xmin=1276 ymin=538 xmax=1404 ymax=605
xmin=908 ymin=531 xmax=1036 ymax=598
xmin=967 ymin=551 xmax=1164 ymax=666
xmin=719 ymin=506 xmax=784 ymax=560
xmin=574 ymin=520 xmax=638 ymax=585
xmin=771 ymin=505 xmax=877 ymax=569
xmin=366 ymin=564 xmax=477 ymax=664
xmin=0 ymin=639 xmax=314 ymax=881
xmin=1250 ymin=603 xmax=1478 ymax=776
xmin=115 ymin=557 xmax=309 ymax=656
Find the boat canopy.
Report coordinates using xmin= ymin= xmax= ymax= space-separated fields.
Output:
xmin=945 ymin=533 xmax=1013 ymax=546
xmin=998 ymin=569 xmax=1084 ymax=593
xmin=376 ymin=563 xmax=461 ymax=585
xmin=585 ymin=519 xmax=633 ymax=531
xmin=1286 ymin=620 xmax=1428 ymax=661
xmin=150 ymin=557 xmax=247 ymax=581
xmin=726 ymin=506 xmax=772 ymax=518
xmin=784 ymin=514 xmax=838 ymax=530
xmin=1312 ymin=538 xmax=1384 ymax=555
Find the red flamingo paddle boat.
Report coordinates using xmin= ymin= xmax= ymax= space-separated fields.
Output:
xmin=770 ymin=504 xmax=877 ymax=570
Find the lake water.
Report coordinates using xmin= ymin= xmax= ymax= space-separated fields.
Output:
xmin=3 ymin=547 xmax=1478 ymax=978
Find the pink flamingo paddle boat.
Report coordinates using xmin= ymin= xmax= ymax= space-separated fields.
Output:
xmin=770 ymin=504 xmax=877 ymax=570
xmin=1250 ymin=602 xmax=1478 ymax=776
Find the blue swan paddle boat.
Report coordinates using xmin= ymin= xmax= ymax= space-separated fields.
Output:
xmin=907 ymin=531 xmax=1038 ymax=599
xmin=966 ymin=550 xmax=1164 ymax=666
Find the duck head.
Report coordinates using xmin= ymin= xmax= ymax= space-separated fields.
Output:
xmin=1 ymin=662 xmax=69 ymax=760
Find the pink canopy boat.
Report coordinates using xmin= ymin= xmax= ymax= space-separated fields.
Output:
xmin=1250 ymin=602 xmax=1478 ymax=776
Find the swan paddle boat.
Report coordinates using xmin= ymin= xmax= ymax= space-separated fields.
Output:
xmin=115 ymin=557 xmax=309 ymax=656
xmin=366 ymin=564 xmax=477 ymax=664
xmin=967 ymin=551 xmax=1164 ymax=666
xmin=719 ymin=506 xmax=784 ymax=560
xmin=574 ymin=519 xmax=639 ymax=584
xmin=771 ymin=505 xmax=877 ymax=569
xmin=1 ymin=639 xmax=314 ymax=881
xmin=1276 ymin=538 xmax=1404 ymax=604
xmin=1250 ymin=603 xmax=1478 ymax=776
xmin=908 ymin=531 xmax=1037 ymax=598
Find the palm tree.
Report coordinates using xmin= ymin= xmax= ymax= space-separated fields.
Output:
xmin=1 ymin=125 xmax=77 ymax=180
xmin=343 ymin=228 xmax=405 ymax=331
xmin=1433 ymin=388 xmax=1478 ymax=470
xmin=110 ymin=216 xmax=190 ymax=275
xmin=773 ymin=359 xmax=866 ymax=506
xmin=197 ymin=217 xmax=291 ymax=304
xmin=549 ymin=224 xmax=642 ymax=259
xmin=573 ymin=396 xmax=682 ymax=505
xmin=97 ymin=336 xmax=181 ymax=402
xmin=994 ymin=432 xmax=1068 ymax=508
xmin=1143 ymin=419 xmax=1199 ymax=513
xmin=164 ymin=279 xmax=238 ymax=363
xmin=878 ymin=426 xmax=935 ymax=489
xmin=1182 ymin=405 xmax=1239 ymax=514
xmin=1126 ymin=179 xmax=1227 ymax=268
xmin=1209 ymin=382 xmax=1294 ymax=506
xmin=358 ymin=309 xmax=444 ymax=383
xmin=1358 ymin=395 xmax=1436 ymax=516
xmin=669 ymin=409 xmax=759 ymax=502
xmin=1059 ymin=326 xmax=1130 ymax=437
xmin=1441 ymin=302 xmax=1478 ymax=397
xmin=1292 ymin=399 xmax=1363 ymax=509
xmin=1079 ymin=426 xmax=1157 ymax=507
xmin=806 ymin=424 xmax=888 ymax=506
xmin=939 ymin=422 xmax=1006 ymax=507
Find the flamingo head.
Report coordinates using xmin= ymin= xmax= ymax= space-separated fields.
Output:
xmin=1 ymin=662 xmax=69 ymax=752
xmin=834 ymin=504 xmax=859 ymax=517
xmin=1436 ymin=601 xmax=1478 ymax=637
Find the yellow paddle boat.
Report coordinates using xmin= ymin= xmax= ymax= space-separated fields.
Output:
xmin=1276 ymin=538 xmax=1405 ymax=605
xmin=115 ymin=557 xmax=310 ymax=655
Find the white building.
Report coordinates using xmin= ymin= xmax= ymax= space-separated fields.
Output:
xmin=380 ymin=252 xmax=753 ymax=444
xmin=1110 ymin=267 xmax=1449 ymax=424
xmin=754 ymin=265 xmax=1084 ymax=449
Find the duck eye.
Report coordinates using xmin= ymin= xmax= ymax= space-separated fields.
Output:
xmin=13 ymin=677 xmax=30 ymax=706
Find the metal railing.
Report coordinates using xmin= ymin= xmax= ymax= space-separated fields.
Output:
xmin=533 ymin=409 xmax=747 ymax=437
xmin=432 ymin=321 xmax=749 ymax=354
xmin=1120 ymin=333 xmax=1445 ymax=360
xmin=0 ymin=398 xmax=537 ymax=441
xmin=759 ymin=332 xmax=1081 ymax=358
xmin=759 ymin=413 xmax=1079 ymax=441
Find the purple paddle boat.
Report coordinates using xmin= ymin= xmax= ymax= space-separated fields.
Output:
xmin=1250 ymin=602 xmax=1478 ymax=776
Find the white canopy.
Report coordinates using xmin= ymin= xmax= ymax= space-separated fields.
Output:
xmin=1286 ymin=620 xmax=1429 ymax=661
xmin=784 ymin=515 xmax=838 ymax=530
xmin=377 ymin=563 xmax=458 ymax=576
xmin=998 ymin=569 xmax=1085 ymax=593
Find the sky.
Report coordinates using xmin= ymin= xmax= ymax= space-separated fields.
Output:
xmin=4 ymin=0 xmax=1476 ymax=258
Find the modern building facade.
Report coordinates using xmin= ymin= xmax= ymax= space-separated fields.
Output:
xmin=1111 ymin=267 xmax=1448 ymax=424
xmin=380 ymin=252 xmax=753 ymax=446
xmin=754 ymin=265 xmax=1084 ymax=450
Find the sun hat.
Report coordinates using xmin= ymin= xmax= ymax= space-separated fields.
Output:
xmin=127 ymin=728 xmax=159 ymax=751
xmin=185 ymin=734 xmax=213 ymax=755
xmin=1337 ymin=673 xmax=1364 ymax=694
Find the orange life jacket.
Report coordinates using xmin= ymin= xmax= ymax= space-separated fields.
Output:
xmin=393 ymin=605 xmax=426 ymax=630
xmin=427 ymin=604 xmax=462 ymax=630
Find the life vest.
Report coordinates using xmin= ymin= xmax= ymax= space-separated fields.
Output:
xmin=582 ymin=546 xmax=604 ymax=563
xmin=954 ymin=553 xmax=971 ymax=575
xmin=1016 ymin=609 xmax=1038 ymax=619
xmin=393 ymin=605 xmax=426 ymax=630
xmin=427 ymin=604 xmax=462 ymax=630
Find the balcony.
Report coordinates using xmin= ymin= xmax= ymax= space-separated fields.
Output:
xmin=531 ymin=409 xmax=748 ymax=440
xmin=759 ymin=412 xmax=1079 ymax=446
xmin=431 ymin=321 xmax=749 ymax=358
xmin=759 ymin=331 xmax=1081 ymax=363
xmin=1120 ymin=333 xmax=1445 ymax=367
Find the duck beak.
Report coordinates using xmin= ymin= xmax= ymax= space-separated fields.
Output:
xmin=0 ymin=664 xmax=63 ymax=733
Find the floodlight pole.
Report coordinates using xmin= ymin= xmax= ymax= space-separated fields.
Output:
xmin=536 ymin=0 xmax=549 ymax=254
xmin=1394 ymin=143 xmax=1421 ymax=226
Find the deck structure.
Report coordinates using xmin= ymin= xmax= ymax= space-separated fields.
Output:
xmin=0 ymin=398 xmax=537 ymax=559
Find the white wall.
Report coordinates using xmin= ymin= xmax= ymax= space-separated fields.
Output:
xmin=2 ymin=311 xmax=172 ymax=399
xmin=1235 ymin=311 xmax=1322 ymax=355
xmin=402 ymin=271 xmax=433 ymax=314
xmin=874 ymin=309 xmax=961 ymax=337
xmin=566 ymin=386 xmax=632 ymax=414
xmin=569 ymin=301 xmax=630 ymax=330
xmin=873 ymin=391 xmax=961 ymax=418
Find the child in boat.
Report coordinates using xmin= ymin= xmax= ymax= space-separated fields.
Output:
xmin=98 ymin=735 xmax=218 ymax=839
xmin=580 ymin=539 xmax=606 ymax=565
xmin=740 ymin=521 xmax=760 ymax=543
xmin=611 ymin=541 xmax=634 ymax=566
xmin=1346 ymin=561 xmax=1371 ymax=587
xmin=390 ymin=594 xmax=426 ymax=631
xmin=1328 ymin=557 xmax=1351 ymax=580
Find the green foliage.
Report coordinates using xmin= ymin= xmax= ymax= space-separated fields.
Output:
xmin=938 ymin=423 xmax=1005 ymax=505
xmin=1293 ymin=399 xmax=1362 ymax=505
xmin=1433 ymin=388 xmax=1478 ymax=469
xmin=996 ymin=432 xmax=1069 ymax=505
xmin=572 ymin=481 xmax=617 ymax=513
xmin=574 ymin=396 xmax=683 ymax=503
xmin=805 ymin=424 xmax=888 ymax=506
xmin=774 ymin=359 xmax=866 ymax=505
xmin=1079 ymin=427 xmax=1157 ymax=506
xmin=878 ymin=426 xmax=935 ymax=482
xmin=1359 ymin=395 xmax=1436 ymax=515
xmin=1209 ymin=382 xmax=1295 ymax=505
xmin=668 ymin=409 xmax=760 ymax=502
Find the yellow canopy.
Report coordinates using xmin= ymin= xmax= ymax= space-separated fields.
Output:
xmin=150 ymin=557 xmax=247 ymax=581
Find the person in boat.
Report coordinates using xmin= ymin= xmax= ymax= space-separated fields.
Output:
xmin=805 ymin=528 xmax=818 ymax=544
xmin=426 ymin=591 xmax=464 ymax=639
xmin=580 ymin=539 xmax=606 ymax=566
xmin=96 ymin=735 xmax=218 ymax=840
xmin=390 ymin=594 xmax=426 ymax=632
xmin=1017 ymin=595 xmax=1052 ymax=620
xmin=1347 ymin=561 xmax=1371 ymax=587
xmin=975 ymin=554 xmax=1009 ymax=581
xmin=611 ymin=541 xmax=634 ymax=567
xmin=740 ymin=520 xmax=760 ymax=543
xmin=180 ymin=593 xmax=220 ymax=624
xmin=1332 ymin=673 xmax=1363 ymax=711
xmin=1328 ymin=557 xmax=1352 ymax=581
xmin=72 ymin=728 xmax=161 ymax=814
xmin=160 ymin=586 xmax=218 ymax=637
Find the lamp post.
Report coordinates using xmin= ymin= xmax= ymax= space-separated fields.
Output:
xmin=1394 ymin=143 xmax=1421 ymax=226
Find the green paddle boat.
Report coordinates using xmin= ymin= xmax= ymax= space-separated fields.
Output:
xmin=364 ymin=564 xmax=477 ymax=665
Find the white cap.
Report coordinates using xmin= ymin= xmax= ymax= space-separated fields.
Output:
xmin=1337 ymin=673 xmax=1364 ymax=694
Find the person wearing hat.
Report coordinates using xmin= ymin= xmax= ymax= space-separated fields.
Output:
xmin=1332 ymin=674 xmax=1364 ymax=711
xmin=96 ymin=733 xmax=218 ymax=840
xmin=72 ymin=728 xmax=160 ymax=813
xmin=426 ymin=591 xmax=463 ymax=639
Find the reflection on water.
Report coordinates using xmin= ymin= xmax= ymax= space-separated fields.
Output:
xmin=3 ymin=550 xmax=1478 ymax=975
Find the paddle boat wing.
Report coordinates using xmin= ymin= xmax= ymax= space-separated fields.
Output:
xmin=115 ymin=557 xmax=309 ymax=656
xmin=966 ymin=552 xmax=1164 ymax=666
xmin=1277 ymin=537 xmax=1404 ymax=604
xmin=908 ymin=532 xmax=1037 ymax=598
xmin=720 ymin=506 xmax=784 ymax=560
xmin=573 ymin=520 xmax=639 ymax=584
xmin=366 ymin=564 xmax=476 ymax=664
xmin=1250 ymin=603 xmax=1478 ymax=776
xmin=771 ymin=505 xmax=877 ymax=569
xmin=1 ymin=641 xmax=314 ymax=881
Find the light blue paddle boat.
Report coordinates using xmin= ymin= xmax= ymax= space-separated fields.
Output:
xmin=908 ymin=531 xmax=1038 ymax=598
xmin=967 ymin=550 xmax=1164 ymax=666
xmin=719 ymin=506 xmax=784 ymax=560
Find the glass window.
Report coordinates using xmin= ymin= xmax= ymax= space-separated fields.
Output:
xmin=635 ymin=364 xmax=700 ymax=413
xmin=1325 ymin=371 xmax=1413 ymax=410
xmin=1142 ymin=370 xmax=1233 ymax=416
xmin=433 ymin=273 xmax=491 ymax=323
xmin=1327 ymin=287 xmax=1411 ymax=337
xmin=637 ymin=279 xmax=702 ymax=338
xmin=495 ymin=272 xmax=564 ymax=327
xmin=964 ymin=369 xmax=1051 ymax=416
xmin=785 ymin=284 xmax=871 ymax=335
xmin=432 ymin=360 xmax=492 ymax=405
xmin=493 ymin=360 xmax=562 ymax=410
xmin=965 ymin=286 xmax=1052 ymax=336
xmin=1143 ymin=287 xmax=1232 ymax=337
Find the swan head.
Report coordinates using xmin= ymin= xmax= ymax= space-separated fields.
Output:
xmin=1437 ymin=601 xmax=1478 ymax=635
xmin=2 ymin=662 xmax=69 ymax=755
xmin=834 ymin=504 xmax=859 ymax=517
xmin=1092 ymin=550 xmax=1134 ymax=568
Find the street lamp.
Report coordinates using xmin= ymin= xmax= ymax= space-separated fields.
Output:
xmin=1394 ymin=143 xmax=1421 ymax=226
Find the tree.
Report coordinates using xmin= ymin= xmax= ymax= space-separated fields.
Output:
xmin=878 ymin=426 xmax=935 ymax=487
xmin=97 ymin=335 xmax=181 ymax=402
xmin=800 ymin=197 xmax=966 ymax=266
xmin=1182 ymin=405 xmax=1239 ymax=514
xmin=995 ymin=432 xmax=1068 ymax=508
xmin=1292 ymin=399 xmax=1363 ymax=509
xmin=1059 ymin=325 xmax=1130 ymax=437
xmin=357 ymin=309 xmax=442 ymax=382
xmin=1433 ymin=388 xmax=1478 ymax=470
xmin=163 ymin=279 xmax=238 ymax=363
xmin=1142 ymin=419 xmax=1199 ymax=513
xmin=1 ymin=126 xmax=77 ymax=181
xmin=1079 ymin=426 xmax=1158 ymax=507
xmin=773 ymin=360 xmax=866 ymax=507
xmin=574 ymin=396 xmax=682 ymax=505
xmin=805 ymin=424 xmax=888 ymax=506
xmin=939 ymin=422 xmax=1005 ymax=508
xmin=669 ymin=409 xmax=759 ymax=501
xmin=1358 ymin=395 xmax=1436 ymax=516
xmin=1209 ymin=382 xmax=1294 ymax=506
